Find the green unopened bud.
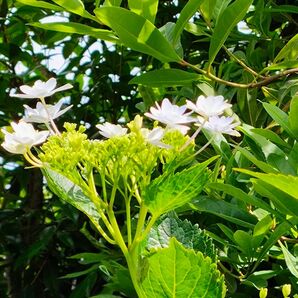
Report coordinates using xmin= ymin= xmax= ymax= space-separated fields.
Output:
xmin=282 ymin=284 xmax=291 ymax=297
xmin=259 ymin=288 xmax=268 ymax=298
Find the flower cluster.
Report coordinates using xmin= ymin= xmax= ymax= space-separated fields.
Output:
xmin=145 ymin=95 xmax=240 ymax=140
xmin=1 ymin=77 xmax=241 ymax=167
xmin=2 ymin=78 xmax=73 ymax=165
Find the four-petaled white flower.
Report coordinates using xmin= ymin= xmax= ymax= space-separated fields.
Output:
xmin=1 ymin=121 xmax=49 ymax=154
xmin=10 ymin=78 xmax=73 ymax=99
xmin=141 ymin=127 xmax=171 ymax=149
xmin=22 ymin=99 xmax=72 ymax=123
xmin=186 ymin=95 xmax=232 ymax=118
xmin=145 ymin=98 xmax=195 ymax=135
xmin=203 ymin=116 xmax=241 ymax=137
xmin=96 ymin=122 xmax=128 ymax=138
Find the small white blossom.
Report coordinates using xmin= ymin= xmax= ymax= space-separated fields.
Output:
xmin=186 ymin=95 xmax=232 ymax=118
xmin=203 ymin=115 xmax=241 ymax=137
xmin=96 ymin=122 xmax=128 ymax=138
xmin=145 ymin=98 xmax=195 ymax=135
xmin=1 ymin=121 xmax=49 ymax=154
xmin=23 ymin=99 xmax=72 ymax=123
xmin=141 ymin=127 xmax=171 ymax=149
xmin=10 ymin=78 xmax=73 ymax=99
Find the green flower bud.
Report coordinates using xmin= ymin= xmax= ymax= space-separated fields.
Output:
xmin=259 ymin=288 xmax=268 ymax=298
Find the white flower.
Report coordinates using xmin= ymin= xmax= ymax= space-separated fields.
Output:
xmin=10 ymin=78 xmax=73 ymax=99
xmin=96 ymin=122 xmax=128 ymax=138
xmin=203 ymin=115 xmax=241 ymax=137
xmin=141 ymin=127 xmax=171 ymax=149
xmin=186 ymin=95 xmax=232 ymax=118
xmin=145 ymin=98 xmax=195 ymax=135
xmin=22 ymin=99 xmax=72 ymax=123
xmin=1 ymin=121 xmax=49 ymax=154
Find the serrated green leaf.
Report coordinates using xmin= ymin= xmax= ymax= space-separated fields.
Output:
xmin=289 ymin=95 xmax=298 ymax=137
xmin=140 ymin=238 xmax=226 ymax=297
xmin=94 ymin=7 xmax=181 ymax=63
xmin=129 ymin=69 xmax=202 ymax=87
xmin=274 ymin=34 xmax=298 ymax=63
xmin=144 ymin=157 xmax=216 ymax=217
xmin=209 ymin=0 xmax=253 ymax=65
xmin=172 ymin=0 xmax=205 ymax=46
xmin=30 ymin=22 xmax=119 ymax=43
xmin=147 ymin=212 xmax=216 ymax=261
xmin=16 ymin=0 xmax=63 ymax=10
xmin=42 ymin=167 xmax=101 ymax=226
xmin=262 ymin=102 xmax=296 ymax=138
xmin=128 ymin=0 xmax=158 ymax=24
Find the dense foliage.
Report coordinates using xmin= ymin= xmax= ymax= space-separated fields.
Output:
xmin=1 ymin=0 xmax=298 ymax=297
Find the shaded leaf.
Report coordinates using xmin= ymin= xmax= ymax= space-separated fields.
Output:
xmin=209 ymin=0 xmax=253 ymax=65
xmin=147 ymin=212 xmax=216 ymax=261
xmin=279 ymin=241 xmax=298 ymax=279
xmin=30 ymin=22 xmax=119 ymax=43
xmin=274 ymin=34 xmax=298 ymax=62
xmin=289 ymin=95 xmax=298 ymax=137
xmin=129 ymin=69 xmax=202 ymax=87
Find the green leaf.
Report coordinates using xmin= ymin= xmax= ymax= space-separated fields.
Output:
xmin=235 ymin=169 xmax=298 ymax=201
xmin=128 ymin=0 xmax=158 ymax=24
xmin=262 ymin=102 xmax=295 ymax=138
xmin=191 ymin=196 xmax=257 ymax=228
xmin=279 ymin=241 xmax=298 ymax=279
xmin=236 ymin=146 xmax=279 ymax=174
xmin=207 ymin=182 xmax=282 ymax=219
xmin=262 ymin=60 xmax=298 ymax=72
xmin=233 ymin=230 xmax=253 ymax=257
xmin=251 ymin=128 xmax=291 ymax=149
xmin=274 ymin=34 xmax=298 ymax=62
xmin=289 ymin=95 xmax=298 ymax=137
xmin=129 ymin=69 xmax=202 ymax=87
xmin=103 ymin=0 xmax=122 ymax=6
xmin=16 ymin=0 xmax=63 ymax=10
xmin=144 ymin=157 xmax=216 ymax=217
xmin=199 ymin=0 xmax=217 ymax=24
xmin=147 ymin=212 xmax=216 ymax=261
xmin=172 ymin=0 xmax=205 ymax=46
xmin=208 ymin=0 xmax=253 ymax=65
xmin=42 ymin=167 xmax=101 ymax=226
xmin=94 ymin=7 xmax=181 ymax=63
xmin=140 ymin=238 xmax=226 ymax=297
xmin=30 ymin=22 xmax=119 ymax=43
xmin=52 ymin=0 xmax=97 ymax=21
xmin=60 ymin=264 xmax=99 ymax=279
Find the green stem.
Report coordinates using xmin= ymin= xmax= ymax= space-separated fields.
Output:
xmin=126 ymin=197 xmax=132 ymax=247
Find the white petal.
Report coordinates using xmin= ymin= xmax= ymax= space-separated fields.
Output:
xmin=45 ymin=78 xmax=57 ymax=91
xmin=52 ymin=83 xmax=73 ymax=93
xmin=19 ymin=85 xmax=34 ymax=95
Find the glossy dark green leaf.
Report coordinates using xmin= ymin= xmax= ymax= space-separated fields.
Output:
xmin=30 ymin=22 xmax=119 ymax=43
xmin=209 ymin=0 xmax=253 ymax=65
xmin=94 ymin=7 xmax=181 ymax=62
xmin=128 ymin=0 xmax=158 ymax=24
xmin=129 ymin=69 xmax=202 ymax=87
xmin=172 ymin=0 xmax=205 ymax=46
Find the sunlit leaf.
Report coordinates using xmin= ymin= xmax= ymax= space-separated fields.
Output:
xmin=274 ymin=34 xmax=298 ymax=62
xmin=128 ymin=0 xmax=158 ymax=24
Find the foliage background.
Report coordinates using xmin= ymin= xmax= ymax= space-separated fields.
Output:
xmin=0 ymin=0 xmax=298 ymax=297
